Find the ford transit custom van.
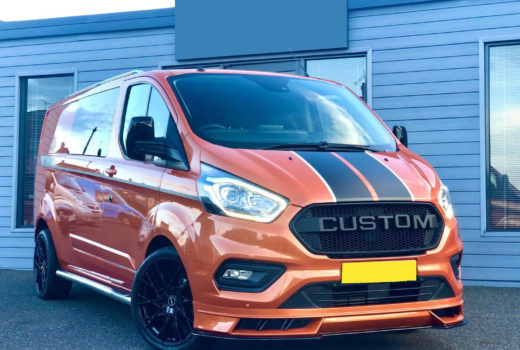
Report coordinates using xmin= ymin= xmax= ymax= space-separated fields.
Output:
xmin=34 ymin=69 xmax=464 ymax=349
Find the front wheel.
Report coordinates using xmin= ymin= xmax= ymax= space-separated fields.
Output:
xmin=131 ymin=247 xmax=197 ymax=350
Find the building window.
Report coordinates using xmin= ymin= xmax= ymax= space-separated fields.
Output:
xmin=486 ymin=43 xmax=520 ymax=231
xmin=17 ymin=75 xmax=74 ymax=228
xmin=306 ymin=56 xmax=367 ymax=101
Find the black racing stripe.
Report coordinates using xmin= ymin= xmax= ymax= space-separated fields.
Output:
xmin=337 ymin=152 xmax=412 ymax=200
xmin=297 ymin=151 xmax=372 ymax=201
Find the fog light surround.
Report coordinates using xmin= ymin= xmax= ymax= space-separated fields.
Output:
xmin=215 ymin=260 xmax=286 ymax=292
xmin=450 ymin=251 xmax=462 ymax=280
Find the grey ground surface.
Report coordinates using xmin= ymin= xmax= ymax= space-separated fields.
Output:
xmin=1 ymin=270 xmax=518 ymax=349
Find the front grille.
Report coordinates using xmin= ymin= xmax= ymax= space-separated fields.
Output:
xmin=290 ymin=202 xmax=444 ymax=258
xmin=279 ymin=277 xmax=454 ymax=309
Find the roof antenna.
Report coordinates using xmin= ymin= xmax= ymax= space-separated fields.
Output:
xmin=289 ymin=47 xmax=308 ymax=77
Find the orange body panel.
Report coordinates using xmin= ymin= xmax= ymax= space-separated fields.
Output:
xmin=34 ymin=69 xmax=464 ymax=338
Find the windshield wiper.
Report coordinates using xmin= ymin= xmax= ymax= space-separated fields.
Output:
xmin=263 ymin=141 xmax=375 ymax=152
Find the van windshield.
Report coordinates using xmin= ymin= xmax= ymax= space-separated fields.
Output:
xmin=168 ymin=73 xmax=396 ymax=152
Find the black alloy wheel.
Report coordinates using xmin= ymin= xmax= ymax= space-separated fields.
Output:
xmin=132 ymin=248 xmax=197 ymax=350
xmin=34 ymin=233 xmax=48 ymax=294
xmin=33 ymin=229 xmax=72 ymax=299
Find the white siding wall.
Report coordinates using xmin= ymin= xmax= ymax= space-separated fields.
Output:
xmin=0 ymin=12 xmax=176 ymax=269
xmin=349 ymin=0 xmax=520 ymax=286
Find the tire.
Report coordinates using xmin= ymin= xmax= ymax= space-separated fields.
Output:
xmin=131 ymin=247 xmax=200 ymax=350
xmin=34 ymin=229 xmax=72 ymax=299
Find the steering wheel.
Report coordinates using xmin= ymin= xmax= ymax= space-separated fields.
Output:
xmin=200 ymin=124 xmax=227 ymax=131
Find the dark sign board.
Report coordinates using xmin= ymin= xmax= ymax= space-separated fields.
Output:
xmin=176 ymin=0 xmax=348 ymax=61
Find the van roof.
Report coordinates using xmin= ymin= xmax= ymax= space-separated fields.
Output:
xmin=49 ymin=68 xmax=331 ymax=111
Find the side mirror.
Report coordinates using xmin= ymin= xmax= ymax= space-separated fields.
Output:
xmin=135 ymin=139 xmax=189 ymax=171
xmin=392 ymin=125 xmax=408 ymax=147
xmin=127 ymin=116 xmax=154 ymax=160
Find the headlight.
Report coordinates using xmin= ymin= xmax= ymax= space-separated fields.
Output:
xmin=438 ymin=182 xmax=454 ymax=218
xmin=197 ymin=163 xmax=289 ymax=223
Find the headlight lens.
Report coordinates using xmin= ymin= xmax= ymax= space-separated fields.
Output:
xmin=438 ymin=182 xmax=454 ymax=218
xmin=197 ymin=163 xmax=289 ymax=223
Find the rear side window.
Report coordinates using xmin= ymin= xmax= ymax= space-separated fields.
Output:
xmin=120 ymin=84 xmax=173 ymax=160
xmin=50 ymin=88 xmax=120 ymax=156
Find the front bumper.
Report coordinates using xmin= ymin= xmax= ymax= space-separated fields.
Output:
xmin=182 ymin=204 xmax=464 ymax=338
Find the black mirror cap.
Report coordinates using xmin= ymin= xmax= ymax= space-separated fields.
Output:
xmin=135 ymin=139 xmax=189 ymax=171
xmin=392 ymin=125 xmax=408 ymax=147
xmin=127 ymin=116 xmax=155 ymax=160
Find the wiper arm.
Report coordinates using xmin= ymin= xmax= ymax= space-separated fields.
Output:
xmin=263 ymin=141 xmax=375 ymax=152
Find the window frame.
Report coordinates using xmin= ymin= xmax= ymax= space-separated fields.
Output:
xmin=12 ymin=70 xmax=77 ymax=231
xmin=479 ymin=36 xmax=520 ymax=239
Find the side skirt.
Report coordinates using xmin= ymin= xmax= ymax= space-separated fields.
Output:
xmin=56 ymin=270 xmax=131 ymax=305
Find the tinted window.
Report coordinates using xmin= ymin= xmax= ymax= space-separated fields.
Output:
xmin=17 ymin=75 xmax=74 ymax=227
xmin=168 ymin=73 xmax=395 ymax=151
xmin=121 ymin=84 xmax=151 ymax=153
xmin=148 ymin=87 xmax=171 ymax=139
xmin=50 ymin=88 xmax=119 ymax=157
xmin=487 ymin=43 xmax=520 ymax=231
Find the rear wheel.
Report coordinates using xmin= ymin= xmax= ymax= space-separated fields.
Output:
xmin=34 ymin=229 xmax=72 ymax=299
xmin=131 ymin=247 xmax=197 ymax=350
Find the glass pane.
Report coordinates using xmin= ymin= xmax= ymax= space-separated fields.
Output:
xmin=306 ymin=57 xmax=367 ymax=101
xmin=488 ymin=44 xmax=520 ymax=230
xmin=169 ymin=73 xmax=395 ymax=151
xmin=148 ymin=88 xmax=171 ymax=139
xmin=121 ymin=84 xmax=151 ymax=154
xmin=19 ymin=75 xmax=74 ymax=227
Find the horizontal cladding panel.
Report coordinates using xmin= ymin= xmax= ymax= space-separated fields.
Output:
xmin=373 ymin=56 xmax=477 ymax=74
xmin=350 ymin=0 xmax=514 ymax=18
xmin=456 ymin=217 xmax=480 ymax=230
xmin=373 ymin=68 xmax=478 ymax=86
xmin=373 ymin=80 xmax=479 ymax=97
xmin=352 ymin=12 xmax=520 ymax=41
xmin=0 ymin=15 xmax=175 ymax=42
xmin=350 ymin=26 xmax=520 ymax=50
xmin=462 ymin=254 xmax=520 ymax=269
xmin=0 ymin=128 xmax=13 ymax=137
xmin=463 ymin=280 xmax=520 ymax=287
xmin=0 ymin=117 xmax=14 ymax=127
xmin=0 ymin=27 xmax=174 ymax=49
xmin=462 ymin=267 xmax=520 ymax=282
xmin=372 ymin=93 xmax=479 ymax=109
xmin=377 ymin=105 xmax=478 ymax=121
xmin=423 ymin=155 xmax=480 ymax=169
xmin=449 ymin=192 xmax=480 ymax=205
xmin=0 ymin=55 xmax=173 ymax=77
xmin=452 ymin=204 xmax=480 ymax=217
xmin=0 ymin=247 xmax=33 ymax=258
xmin=464 ymin=241 xmax=520 ymax=255
xmin=0 ymin=33 xmax=174 ymax=59
xmin=441 ymin=179 xmax=480 ymax=192
xmin=350 ymin=1 xmax=519 ymax=27
xmin=384 ymin=118 xmax=479 ymax=132
xmin=408 ymin=129 xmax=479 ymax=144
xmin=435 ymin=167 xmax=480 ymax=181
xmin=0 ymin=208 xmax=11 ymax=217
xmin=0 ymin=187 xmax=12 ymax=196
xmin=0 ymin=257 xmax=32 ymax=269
xmin=0 ymin=237 xmax=34 ymax=248
xmin=0 ymin=43 xmax=174 ymax=68
xmin=410 ymin=142 xmax=479 ymax=156
xmin=372 ymin=43 xmax=478 ymax=63
xmin=0 ymin=138 xmax=13 ymax=147
xmin=0 ymin=146 xmax=14 ymax=156
xmin=460 ymin=230 xmax=520 ymax=243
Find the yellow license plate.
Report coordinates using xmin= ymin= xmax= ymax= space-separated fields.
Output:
xmin=341 ymin=260 xmax=417 ymax=284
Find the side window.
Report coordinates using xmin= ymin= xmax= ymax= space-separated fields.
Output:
xmin=121 ymin=84 xmax=174 ymax=161
xmin=50 ymin=88 xmax=119 ymax=157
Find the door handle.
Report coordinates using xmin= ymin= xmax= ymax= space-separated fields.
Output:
xmin=105 ymin=165 xmax=117 ymax=177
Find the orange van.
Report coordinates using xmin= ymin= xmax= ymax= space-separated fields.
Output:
xmin=33 ymin=69 xmax=464 ymax=349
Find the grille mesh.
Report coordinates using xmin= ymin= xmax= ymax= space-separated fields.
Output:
xmin=291 ymin=202 xmax=444 ymax=258
xmin=280 ymin=277 xmax=454 ymax=309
